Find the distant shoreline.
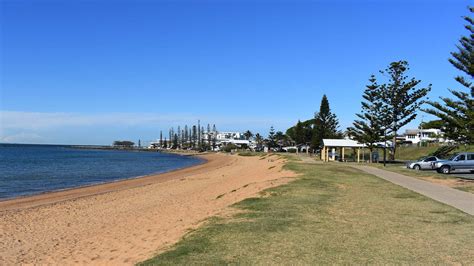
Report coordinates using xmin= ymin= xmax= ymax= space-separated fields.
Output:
xmin=71 ymin=145 xmax=207 ymax=156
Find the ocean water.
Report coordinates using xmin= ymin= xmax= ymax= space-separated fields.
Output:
xmin=0 ymin=144 xmax=204 ymax=200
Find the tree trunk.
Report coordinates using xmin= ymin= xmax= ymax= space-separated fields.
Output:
xmin=391 ymin=135 xmax=397 ymax=161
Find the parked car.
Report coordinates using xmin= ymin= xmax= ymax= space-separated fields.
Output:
xmin=406 ymin=156 xmax=441 ymax=170
xmin=432 ymin=152 xmax=474 ymax=174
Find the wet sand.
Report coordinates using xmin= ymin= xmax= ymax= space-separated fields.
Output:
xmin=0 ymin=153 xmax=295 ymax=265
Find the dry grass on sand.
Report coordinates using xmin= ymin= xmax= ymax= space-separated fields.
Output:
xmin=141 ymin=158 xmax=474 ymax=265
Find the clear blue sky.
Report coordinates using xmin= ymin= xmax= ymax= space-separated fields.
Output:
xmin=0 ymin=0 xmax=470 ymax=145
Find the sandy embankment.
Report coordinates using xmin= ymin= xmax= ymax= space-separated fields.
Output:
xmin=0 ymin=153 xmax=295 ymax=265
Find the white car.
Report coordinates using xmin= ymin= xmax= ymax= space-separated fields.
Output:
xmin=407 ymin=156 xmax=441 ymax=170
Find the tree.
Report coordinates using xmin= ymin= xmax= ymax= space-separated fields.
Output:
xmin=188 ymin=127 xmax=192 ymax=146
xmin=286 ymin=119 xmax=314 ymax=145
xmin=293 ymin=120 xmax=305 ymax=146
xmin=379 ymin=61 xmax=431 ymax=160
xmin=243 ymin=130 xmax=253 ymax=140
xmin=211 ymin=124 xmax=217 ymax=150
xmin=255 ymin=133 xmax=263 ymax=151
xmin=311 ymin=95 xmax=341 ymax=149
xmin=347 ymin=75 xmax=386 ymax=162
xmin=267 ymin=126 xmax=277 ymax=150
xmin=173 ymin=134 xmax=178 ymax=149
xmin=197 ymin=120 xmax=201 ymax=148
xmin=113 ymin=140 xmax=134 ymax=148
xmin=181 ymin=129 xmax=185 ymax=147
xmin=201 ymin=126 xmax=205 ymax=150
xmin=420 ymin=119 xmax=444 ymax=129
xmin=177 ymin=126 xmax=181 ymax=148
xmin=169 ymin=128 xmax=173 ymax=144
xmin=424 ymin=7 xmax=474 ymax=144
xmin=159 ymin=131 xmax=163 ymax=148
xmin=192 ymin=125 xmax=197 ymax=149
xmin=275 ymin=131 xmax=287 ymax=150
xmin=184 ymin=125 xmax=189 ymax=144
xmin=222 ymin=143 xmax=238 ymax=153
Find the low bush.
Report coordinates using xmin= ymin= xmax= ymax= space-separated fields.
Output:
xmin=222 ymin=143 xmax=238 ymax=153
xmin=238 ymin=152 xmax=258 ymax=156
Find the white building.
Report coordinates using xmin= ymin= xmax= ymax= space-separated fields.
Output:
xmin=149 ymin=130 xmax=255 ymax=150
xmin=403 ymin=128 xmax=447 ymax=144
xmin=204 ymin=131 xmax=254 ymax=150
xmin=216 ymin=132 xmax=244 ymax=141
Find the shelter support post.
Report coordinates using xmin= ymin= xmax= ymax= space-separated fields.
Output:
xmin=326 ymin=147 xmax=330 ymax=162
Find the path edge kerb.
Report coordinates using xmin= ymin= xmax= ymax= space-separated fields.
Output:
xmin=351 ymin=165 xmax=474 ymax=216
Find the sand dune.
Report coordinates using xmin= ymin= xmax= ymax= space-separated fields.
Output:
xmin=0 ymin=153 xmax=295 ymax=265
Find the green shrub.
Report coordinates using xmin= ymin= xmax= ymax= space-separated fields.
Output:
xmin=222 ymin=143 xmax=238 ymax=153
xmin=238 ymin=152 xmax=258 ymax=156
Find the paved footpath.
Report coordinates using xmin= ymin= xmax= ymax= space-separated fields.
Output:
xmin=353 ymin=165 xmax=474 ymax=215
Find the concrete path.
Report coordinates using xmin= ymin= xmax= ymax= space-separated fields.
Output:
xmin=353 ymin=165 xmax=474 ymax=215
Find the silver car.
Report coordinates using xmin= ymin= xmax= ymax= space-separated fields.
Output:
xmin=432 ymin=152 xmax=474 ymax=174
xmin=407 ymin=156 xmax=441 ymax=170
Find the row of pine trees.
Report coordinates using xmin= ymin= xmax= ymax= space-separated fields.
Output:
xmin=157 ymin=122 xmax=291 ymax=152
xmin=158 ymin=121 xmax=218 ymax=150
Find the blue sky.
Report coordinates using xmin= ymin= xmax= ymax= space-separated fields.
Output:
xmin=0 ymin=0 xmax=470 ymax=145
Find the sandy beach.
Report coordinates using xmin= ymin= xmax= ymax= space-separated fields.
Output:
xmin=0 ymin=153 xmax=295 ymax=265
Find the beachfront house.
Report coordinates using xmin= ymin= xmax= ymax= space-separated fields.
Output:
xmin=213 ymin=131 xmax=254 ymax=150
xmin=403 ymin=128 xmax=448 ymax=144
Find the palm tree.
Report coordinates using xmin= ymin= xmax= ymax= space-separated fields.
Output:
xmin=275 ymin=131 xmax=287 ymax=151
xmin=243 ymin=130 xmax=253 ymax=140
xmin=255 ymin=133 xmax=263 ymax=151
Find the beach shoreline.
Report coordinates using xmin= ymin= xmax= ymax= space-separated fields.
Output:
xmin=0 ymin=153 xmax=210 ymax=211
xmin=1 ymin=153 xmax=295 ymax=265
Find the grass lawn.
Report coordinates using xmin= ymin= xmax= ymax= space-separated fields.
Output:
xmin=139 ymin=159 xmax=474 ymax=265
xmin=395 ymin=145 xmax=474 ymax=161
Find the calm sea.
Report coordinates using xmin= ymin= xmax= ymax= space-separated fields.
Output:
xmin=0 ymin=144 xmax=204 ymax=200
